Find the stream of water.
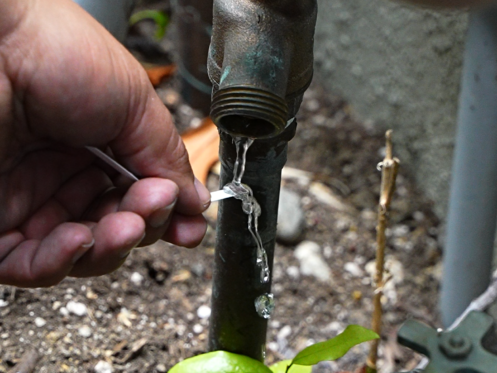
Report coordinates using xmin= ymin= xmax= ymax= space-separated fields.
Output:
xmin=223 ymin=137 xmax=270 ymax=284
xmin=222 ymin=136 xmax=275 ymax=319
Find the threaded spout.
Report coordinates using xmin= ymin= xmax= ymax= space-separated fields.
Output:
xmin=211 ymin=86 xmax=288 ymax=138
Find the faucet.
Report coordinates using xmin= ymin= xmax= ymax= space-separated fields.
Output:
xmin=208 ymin=0 xmax=317 ymax=361
xmin=208 ymin=0 xmax=317 ymax=139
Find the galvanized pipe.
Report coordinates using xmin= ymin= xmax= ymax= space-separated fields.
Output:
xmin=208 ymin=123 xmax=296 ymax=360
xmin=173 ymin=0 xmax=213 ymax=115
xmin=208 ymin=0 xmax=316 ymax=361
xmin=73 ymin=0 xmax=135 ymax=42
xmin=441 ymin=7 xmax=497 ymax=327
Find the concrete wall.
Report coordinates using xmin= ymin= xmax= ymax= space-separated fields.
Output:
xmin=314 ymin=0 xmax=469 ymax=218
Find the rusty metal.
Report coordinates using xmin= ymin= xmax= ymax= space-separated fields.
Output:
xmin=208 ymin=0 xmax=317 ymax=138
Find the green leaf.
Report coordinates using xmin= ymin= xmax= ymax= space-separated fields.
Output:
xmin=270 ymin=360 xmax=312 ymax=373
xmin=291 ymin=325 xmax=379 ymax=366
xmin=129 ymin=10 xmax=169 ymax=40
xmin=169 ymin=350 xmax=273 ymax=373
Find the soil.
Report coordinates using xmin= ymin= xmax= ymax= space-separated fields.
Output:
xmin=0 ymin=10 xmax=443 ymax=373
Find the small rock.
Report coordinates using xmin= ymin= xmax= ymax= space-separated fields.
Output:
xmin=193 ymin=324 xmax=203 ymax=334
xmin=277 ymin=188 xmax=305 ymax=244
xmin=0 ymin=300 xmax=8 ymax=308
xmin=78 ymin=325 xmax=92 ymax=338
xmin=156 ymin=364 xmax=167 ymax=373
xmin=294 ymin=241 xmax=331 ymax=282
xmin=309 ymin=182 xmax=354 ymax=213
xmin=325 ymin=321 xmax=344 ymax=334
xmin=59 ymin=307 xmax=69 ymax=317
xmin=306 ymin=98 xmax=320 ymax=112
xmin=66 ymin=301 xmax=87 ymax=317
xmin=197 ymin=305 xmax=211 ymax=319
xmin=286 ymin=266 xmax=300 ymax=279
xmin=94 ymin=360 xmax=113 ymax=373
xmin=277 ymin=325 xmax=292 ymax=341
xmin=344 ymin=262 xmax=364 ymax=277
xmin=52 ymin=301 xmax=62 ymax=310
xmin=392 ymin=225 xmax=410 ymax=237
xmin=157 ymin=88 xmax=180 ymax=108
xmin=130 ymin=272 xmax=144 ymax=285
xmin=34 ymin=317 xmax=46 ymax=328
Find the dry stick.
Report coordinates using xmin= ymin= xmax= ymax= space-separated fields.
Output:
xmin=7 ymin=348 xmax=40 ymax=373
xmin=366 ymin=130 xmax=400 ymax=373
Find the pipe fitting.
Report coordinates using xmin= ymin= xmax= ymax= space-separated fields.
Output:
xmin=208 ymin=0 xmax=317 ymax=138
xmin=211 ymin=86 xmax=288 ymax=138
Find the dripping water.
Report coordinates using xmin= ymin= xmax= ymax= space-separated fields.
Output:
xmin=223 ymin=137 xmax=270 ymax=284
xmin=254 ymin=293 xmax=275 ymax=319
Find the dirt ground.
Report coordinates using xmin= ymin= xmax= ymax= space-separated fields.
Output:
xmin=0 ymin=5 xmax=443 ymax=371
xmin=0 ymin=76 xmax=442 ymax=373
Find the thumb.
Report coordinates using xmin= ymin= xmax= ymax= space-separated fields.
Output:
xmin=110 ymin=75 xmax=211 ymax=216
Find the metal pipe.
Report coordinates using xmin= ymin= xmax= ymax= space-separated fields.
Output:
xmin=441 ymin=7 xmax=497 ymax=327
xmin=73 ymin=0 xmax=135 ymax=42
xmin=173 ymin=0 xmax=213 ymax=115
xmin=208 ymin=0 xmax=316 ymax=361
xmin=208 ymin=123 xmax=296 ymax=361
xmin=208 ymin=0 xmax=317 ymax=139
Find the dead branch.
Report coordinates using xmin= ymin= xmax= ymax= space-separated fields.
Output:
xmin=367 ymin=130 xmax=400 ymax=373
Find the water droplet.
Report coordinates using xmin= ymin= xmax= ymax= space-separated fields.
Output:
xmin=255 ymin=293 xmax=274 ymax=319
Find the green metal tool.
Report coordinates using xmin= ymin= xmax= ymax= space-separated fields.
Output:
xmin=397 ymin=311 xmax=497 ymax=373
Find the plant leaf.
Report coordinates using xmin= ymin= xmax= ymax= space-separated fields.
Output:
xmin=129 ymin=10 xmax=169 ymax=40
xmin=169 ymin=350 xmax=273 ymax=373
xmin=270 ymin=360 xmax=312 ymax=373
xmin=291 ymin=325 xmax=379 ymax=366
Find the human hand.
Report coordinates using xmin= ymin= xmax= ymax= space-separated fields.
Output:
xmin=0 ymin=0 xmax=210 ymax=287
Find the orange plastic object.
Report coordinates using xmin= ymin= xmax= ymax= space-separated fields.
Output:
xmin=181 ymin=118 xmax=220 ymax=185
xmin=145 ymin=64 xmax=177 ymax=87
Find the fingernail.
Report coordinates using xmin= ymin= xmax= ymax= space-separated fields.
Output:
xmin=149 ymin=199 xmax=177 ymax=228
xmin=72 ymin=238 xmax=94 ymax=264
xmin=120 ymin=232 xmax=146 ymax=258
xmin=194 ymin=178 xmax=211 ymax=210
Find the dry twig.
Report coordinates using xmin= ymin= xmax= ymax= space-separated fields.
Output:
xmin=366 ymin=130 xmax=400 ymax=373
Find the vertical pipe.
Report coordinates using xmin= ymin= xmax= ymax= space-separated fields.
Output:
xmin=208 ymin=123 xmax=296 ymax=361
xmin=441 ymin=7 xmax=497 ymax=327
xmin=73 ymin=0 xmax=135 ymax=42
xmin=173 ymin=0 xmax=213 ymax=116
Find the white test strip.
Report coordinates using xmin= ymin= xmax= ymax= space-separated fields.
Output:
xmin=86 ymin=146 xmax=139 ymax=182
xmin=85 ymin=146 xmax=232 ymax=202
xmin=210 ymin=189 xmax=233 ymax=202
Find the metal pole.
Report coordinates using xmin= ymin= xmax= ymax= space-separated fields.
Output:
xmin=207 ymin=0 xmax=316 ymax=359
xmin=441 ymin=7 xmax=497 ymax=327
xmin=173 ymin=0 xmax=213 ymax=116
xmin=73 ymin=0 xmax=135 ymax=42
xmin=208 ymin=123 xmax=296 ymax=361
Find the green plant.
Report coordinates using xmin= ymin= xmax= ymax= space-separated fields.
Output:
xmin=169 ymin=325 xmax=379 ymax=373
xmin=129 ymin=9 xmax=169 ymax=41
